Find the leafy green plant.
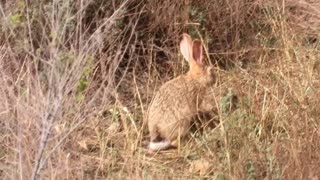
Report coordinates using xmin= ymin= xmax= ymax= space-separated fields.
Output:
xmin=76 ymin=57 xmax=93 ymax=102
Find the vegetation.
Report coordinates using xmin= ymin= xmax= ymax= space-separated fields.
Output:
xmin=1 ymin=0 xmax=319 ymax=179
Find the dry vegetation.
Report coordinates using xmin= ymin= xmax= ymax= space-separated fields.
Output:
xmin=1 ymin=0 xmax=320 ymax=179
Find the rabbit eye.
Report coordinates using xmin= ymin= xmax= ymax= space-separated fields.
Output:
xmin=207 ymin=67 xmax=214 ymax=74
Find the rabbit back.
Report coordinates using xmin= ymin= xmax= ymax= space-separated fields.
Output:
xmin=147 ymin=75 xmax=206 ymax=143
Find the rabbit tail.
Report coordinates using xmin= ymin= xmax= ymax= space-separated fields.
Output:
xmin=148 ymin=140 xmax=171 ymax=151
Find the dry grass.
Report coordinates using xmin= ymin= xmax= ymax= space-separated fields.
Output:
xmin=0 ymin=0 xmax=319 ymax=179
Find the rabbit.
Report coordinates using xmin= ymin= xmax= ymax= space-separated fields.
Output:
xmin=147 ymin=33 xmax=216 ymax=151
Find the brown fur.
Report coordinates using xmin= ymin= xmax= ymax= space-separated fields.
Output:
xmin=146 ymin=33 xmax=215 ymax=151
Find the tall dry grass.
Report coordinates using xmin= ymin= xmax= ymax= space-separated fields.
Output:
xmin=0 ymin=0 xmax=319 ymax=179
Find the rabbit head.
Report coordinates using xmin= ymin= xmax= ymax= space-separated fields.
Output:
xmin=180 ymin=33 xmax=215 ymax=86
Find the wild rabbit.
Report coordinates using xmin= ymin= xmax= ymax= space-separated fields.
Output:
xmin=147 ymin=33 xmax=216 ymax=151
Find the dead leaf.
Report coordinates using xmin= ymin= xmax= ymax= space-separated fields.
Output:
xmin=107 ymin=122 xmax=120 ymax=135
xmin=189 ymin=159 xmax=211 ymax=176
xmin=77 ymin=139 xmax=88 ymax=150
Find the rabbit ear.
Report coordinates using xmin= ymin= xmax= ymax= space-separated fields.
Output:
xmin=192 ymin=39 xmax=203 ymax=65
xmin=180 ymin=33 xmax=193 ymax=62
